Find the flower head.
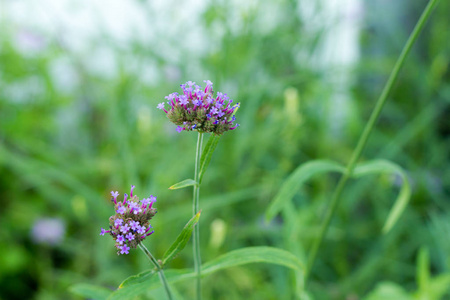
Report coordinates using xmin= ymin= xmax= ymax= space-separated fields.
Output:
xmin=100 ymin=185 xmax=158 ymax=255
xmin=159 ymin=80 xmax=240 ymax=135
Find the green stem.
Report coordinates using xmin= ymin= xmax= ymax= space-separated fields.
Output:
xmin=193 ymin=132 xmax=204 ymax=300
xmin=305 ymin=0 xmax=440 ymax=280
xmin=138 ymin=243 xmax=173 ymax=300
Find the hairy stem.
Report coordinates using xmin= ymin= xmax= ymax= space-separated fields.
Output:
xmin=193 ymin=132 xmax=204 ymax=300
xmin=305 ymin=0 xmax=440 ymax=280
xmin=138 ymin=243 xmax=173 ymax=300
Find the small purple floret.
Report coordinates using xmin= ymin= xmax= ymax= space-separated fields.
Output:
xmin=120 ymin=224 xmax=130 ymax=233
xmin=141 ymin=198 xmax=150 ymax=206
xmin=129 ymin=220 xmax=140 ymax=230
xmin=133 ymin=207 xmax=142 ymax=215
xmin=179 ymin=96 xmax=188 ymax=105
xmin=116 ymin=205 xmax=126 ymax=214
xmin=114 ymin=219 xmax=124 ymax=227
xmin=116 ymin=235 xmax=125 ymax=245
xmin=120 ymin=245 xmax=130 ymax=255
xmin=128 ymin=202 xmax=138 ymax=210
xmin=126 ymin=232 xmax=135 ymax=241
xmin=137 ymin=226 xmax=146 ymax=234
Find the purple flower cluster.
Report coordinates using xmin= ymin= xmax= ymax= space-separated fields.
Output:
xmin=100 ymin=185 xmax=157 ymax=255
xmin=157 ymin=80 xmax=240 ymax=135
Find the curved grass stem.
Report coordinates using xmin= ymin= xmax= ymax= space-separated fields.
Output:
xmin=305 ymin=0 xmax=441 ymax=281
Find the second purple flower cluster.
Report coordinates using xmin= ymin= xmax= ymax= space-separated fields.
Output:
xmin=100 ymin=185 xmax=157 ymax=255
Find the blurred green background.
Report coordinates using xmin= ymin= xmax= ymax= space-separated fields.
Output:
xmin=0 ymin=0 xmax=449 ymax=299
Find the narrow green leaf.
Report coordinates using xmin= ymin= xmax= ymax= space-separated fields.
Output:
xmin=352 ymin=159 xmax=411 ymax=233
xmin=199 ymin=134 xmax=216 ymax=169
xmin=198 ymin=134 xmax=221 ymax=184
xmin=110 ymin=269 xmax=193 ymax=300
xmin=363 ymin=282 xmax=411 ymax=300
xmin=109 ymin=247 xmax=304 ymax=300
xmin=169 ymin=179 xmax=198 ymax=190
xmin=118 ymin=270 xmax=156 ymax=289
xmin=69 ymin=283 xmax=112 ymax=300
xmin=162 ymin=211 xmax=202 ymax=266
xmin=265 ymin=160 xmax=345 ymax=222
xmin=416 ymin=247 xmax=430 ymax=297
xmin=202 ymin=246 xmax=304 ymax=275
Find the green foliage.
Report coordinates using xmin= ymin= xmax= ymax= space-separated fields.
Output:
xmin=198 ymin=133 xmax=221 ymax=184
xmin=266 ymin=159 xmax=411 ymax=233
xmin=364 ymin=282 xmax=412 ymax=300
xmin=352 ymin=159 xmax=411 ymax=233
xmin=163 ymin=211 xmax=201 ymax=266
xmin=1 ymin=0 xmax=449 ymax=299
xmin=364 ymin=248 xmax=450 ymax=300
xmin=201 ymin=246 xmax=304 ymax=275
xmin=169 ymin=179 xmax=198 ymax=190
xmin=414 ymin=247 xmax=450 ymax=300
xmin=69 ymin=284 xmax=112 ymax=300
xmin=110 ymin=247 xmax=304 ymax=299
xmin=265 ymin=160 xmax=345 ymax=222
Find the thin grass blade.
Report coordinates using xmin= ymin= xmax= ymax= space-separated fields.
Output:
xmin=352 ymin=159 xmax=411 ymax=233
xmin=265 ymin=160 xmax=345 ymax=222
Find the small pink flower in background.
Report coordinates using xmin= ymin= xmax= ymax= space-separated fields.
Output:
xmin=31 ymin=218 xmax=65 ymax=246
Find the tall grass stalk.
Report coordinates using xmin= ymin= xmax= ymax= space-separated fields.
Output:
xmin=305 ymin=0 xmax=441 ymax=281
